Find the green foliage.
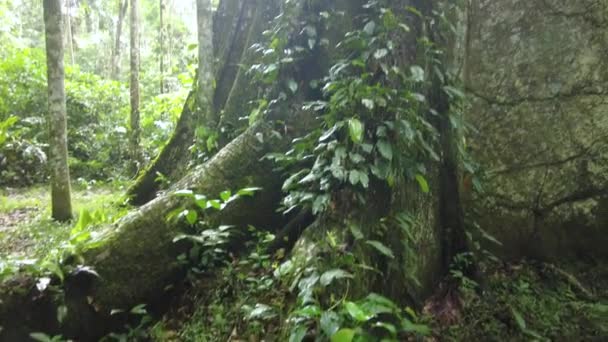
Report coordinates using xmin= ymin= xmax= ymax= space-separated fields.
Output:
xmin=169 ymin=187 xmax=261 ymax=272
xmin=266 ymin=2 xmax=441 ymax=215
xmin=0 ymin=45 xmax=131 ymax=183
xmin=442 ymin=262 xmax=608 ymax=340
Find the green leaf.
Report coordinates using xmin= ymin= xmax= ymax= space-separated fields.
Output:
xmin=361 ymin=98 xmax=375 ymax=110
xmin=410 ymin=65 xmax=425 ymax=82
xmin=287 ymin=79 xmax=299 ymax=93
xmin=374 ymin=48 xmax=388 ymax=59
xmin=363 ymin=21 xmax=376 ymax=35
xmin=294 ymin=305 xmax=321 ymax=318
xmin=248 ymin=303 xmax=276 ymax=321
xmin=320 ymin=311 xmax=342 ymax=337
xmin=415 ymin=174 xmax=430 ymax=193
xmin=29 ymin=333 xmax=53 ymax=342
xmin=349 ymin=224 xmax=364 ymax=240
xmin=220 ymin=190 xmax=231 ymax=202
xmin=348 ymin=118 xmax=364 ymax=144
xmin=320 ymin=124 xmax=338 ymax=142
xmin=366 ymin=240 xmax=395 ymax=259
xmin=443 ymin=85 xmax=466 ymax=99
xmin=237 ymin=187 xmax=262 ymax=196
xmin=185 ymin=210 xmax=198 ymax=225
xmin=331 ymin=329 xmax=356 ymax=342
xmin=402 ymin=318 xmax=431 ymax=335
xmin=359 ymin=172 xmax=369 ymax=188
xmin=207 ymin=200 xmax=222 ymax=210
xmin=174 ymin=189 xmax=194 ymax=198
xmin=130 ymin=304 xmax=147 ymax=315
xmin=194 ymin=194 xmax=208 ymax=210
xmin=320 ymin=269 xmax=353 ymax=286
xmin=344 ymin=301 xmax=371 ymax=322
xmin=377 ymin=140 xmax=393 ymax=160
xmin=511 ymin=308 xmax=526 ymax=330
xmin=289 ymin=326 xmax=308 ymax=342
xmin=349 ymin=170 xmax=360 ymax=186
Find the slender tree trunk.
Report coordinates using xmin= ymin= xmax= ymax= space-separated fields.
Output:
xmin=159 ymin=0 xmax=165 ymax=94
xmin=196 ymin=0 xmax=215 ymax=127
xmin=65 ymin=0 xmax=75 ymax=65
xmin=129 ymin=0 xmax=142 ymax=170
xmin=43 ymin=0 xmax=72 ymax=222
xmin=111 ymin=0 xmax=128 ymax=80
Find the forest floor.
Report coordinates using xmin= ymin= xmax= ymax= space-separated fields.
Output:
xmin=1 ymin=186 xmax=607 ymax=340
xmin=0 ymin=182 xmax=128 ymax=260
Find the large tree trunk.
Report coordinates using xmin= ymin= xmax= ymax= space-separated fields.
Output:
xmin=44 ymin=0 xmax=72 ymax=222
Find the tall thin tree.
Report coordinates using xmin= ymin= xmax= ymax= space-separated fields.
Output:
xmin=43 ymin=0 xmax=72 ymax=221
xmin=111 ymin=0 xmax=128 ymax=79
xmin=159 ymin=0 xmax=165 ymax=94
xmin=129 ymin=0 xmax=142 ymax=170
xmin=196 ymin=0 xmax=215 ymax=127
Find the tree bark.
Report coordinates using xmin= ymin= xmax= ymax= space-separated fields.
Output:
xmin=44 ymin=0 xmax=72 ymax=222
xmin=159 ymin=0 xmax=165 ymax=94
xmin=126 ymin=0 xmax=270 ymax=204
xmin=196 ymin=0 xmax=215 ymax=127
xmin=111 ymin=0 xmax=128 ymax=80
xmin=129 ymin=0 xmax=143 ymax=170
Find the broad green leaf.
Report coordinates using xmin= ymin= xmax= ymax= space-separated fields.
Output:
xmin=359 ymin=172 xmax=369 ymax=188
xmin=194 ymin=194 xmax=208 ymax=210
xmin=377 ymin=140 xmax=393 ymax=160
xmin=207 ymin=200 xmax=222 ymax=210
xmin=174 ymin=189 xmax=194 ymax=198
xmin=289 ymin=326 xmax=308 ymax=342
xmin=294 ymin=305 xmax=321 ymax=318
xmin=410 ymin=65 xmax=425 ymax=82
xmin=185 ymin=210 xmax=198 ymax=225
xmin=287 ymin=79 xmax=299 ymax=93
xmin=248 ymin=303 xmax=276 ymax=320
xmin=130 ymin=304 xmax=147 ymax=315
xmin=344 ymin=301 xmax=371 ymax=322
xmin=331 ymin=329 xmax=356 ymax=342
xmin=29 ymin=333 xmax=53 ymax=342
xmin=320 ymin=311 xmax=341 ymax=337
xmin=320 ymin=124 xmax=338 ymax=142
xmin=415 ymin=174 xmax=430 ymax=193
xmin=366 ymin=240 xmax=395 ymax=259
xmin=349 ymin=224 xmax=364 ymax=240
xmin=320 ymin=269 xmax=353 ymax=286
xmin=237 ymin=187 xmax=262 ymax=196
xmin=511 ymin=308 xmax=526 ymax=330
xmin=374 ymin=48 xmax=388 ymax=59
xmin=220 ymin=190 xmax=231 ymax=202
xmin=348 ymin=118 xmax=364 ymax=144
xmin=363 ymin=21 xmax=376 ymax=35
xmin=402 ymin=318 xmax=431 ymax=335
xmin=361 ymin=98 xmax=375 ymax=110
xmin=349 ymin=170 xmax=360 ymax=186
xmin=443 ymin=85 xmax=466 ymax=99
